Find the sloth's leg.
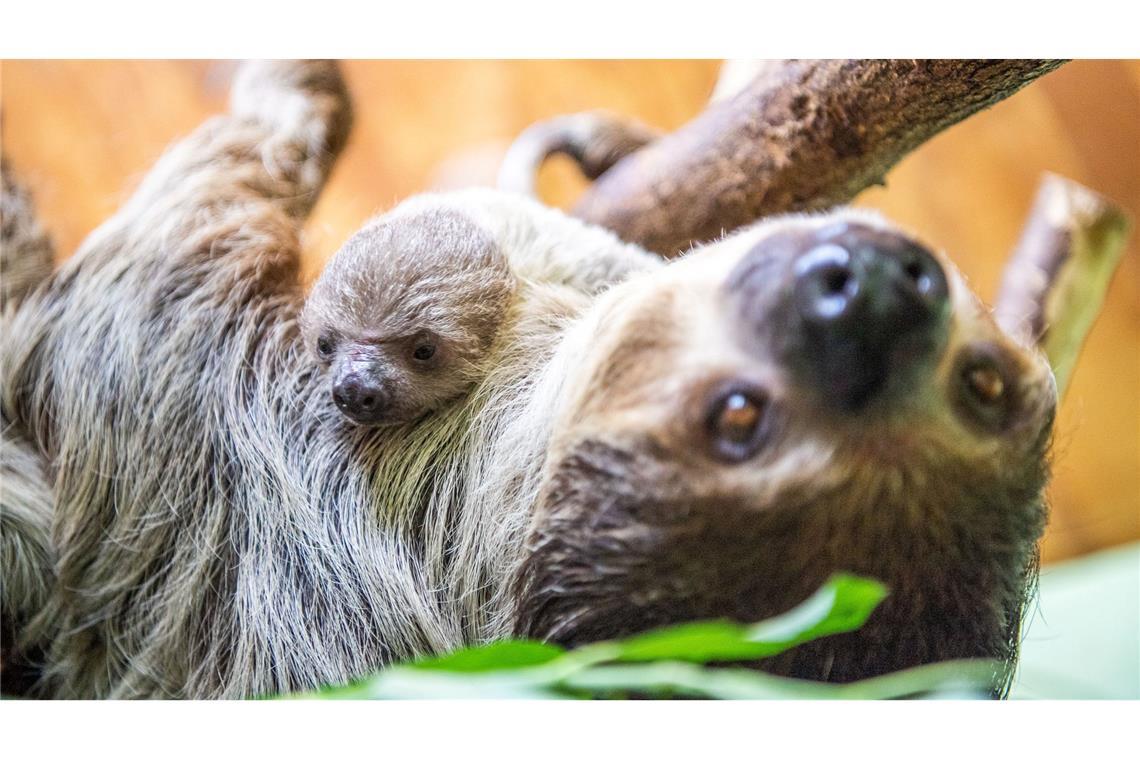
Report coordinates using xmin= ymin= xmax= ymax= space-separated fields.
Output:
xmin=225 ymin=59 xmax=353 ymax=221
xmin=0 ymin=162 xmax=57 ymax=694
xmin=0 ymin=63 xmax=353 ymax=698
xmin=101 ymin=59 xmax=352 ymax=274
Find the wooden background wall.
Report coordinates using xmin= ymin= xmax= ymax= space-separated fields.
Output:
xmin=2 ymin=60 xmax=1137 ymax=564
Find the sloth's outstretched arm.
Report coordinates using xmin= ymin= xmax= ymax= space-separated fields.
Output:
xmin=227 ymin=59 xmax=353 ymax=219
xmin=0 ymin=63 xmax=354 ymax=696
xmin=95 ymin=59 xmax=352 ymax=278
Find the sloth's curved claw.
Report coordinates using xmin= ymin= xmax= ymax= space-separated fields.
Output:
xmin=229 ymin=59 xmax=354 ymax=208
xmin=498 ymin=111 xmax=660 ymax=199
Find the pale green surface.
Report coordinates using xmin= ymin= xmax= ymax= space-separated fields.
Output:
xmin=1011 ymin=541 xmax=1140 ymax=699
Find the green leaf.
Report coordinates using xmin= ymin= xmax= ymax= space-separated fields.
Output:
xmin=411 ymin=640 xmax=566 ymax=673
xmin=309 ymin=642 xmax=621 ymax=700
xmin=284 ymin=574 xmax=894 ymax=700
xmin=560 ymin=659 xmax=997 ymax=700
xmin=344 ymin=669 xmax=569 ymax=700
xmin=612 ymin=573 xmax=888 ymax=664
xmin=306 ymin=656 xmax=995 ymax=701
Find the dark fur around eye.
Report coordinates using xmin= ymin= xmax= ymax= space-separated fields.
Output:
xmin=952 ymin=344 xmax=1017 ymax=434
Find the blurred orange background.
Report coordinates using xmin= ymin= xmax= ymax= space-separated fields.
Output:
xmin=1 ymin=60 xmax=1137 ymax=564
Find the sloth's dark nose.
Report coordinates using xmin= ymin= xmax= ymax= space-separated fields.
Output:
xmin=332 ymin=374 xmax=389 ymax=425
xmin=792 ymin=223 xmax=950 ymax=409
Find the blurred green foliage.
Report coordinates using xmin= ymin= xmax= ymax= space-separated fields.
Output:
xmin=293 ymin=574 xmax=996 ymax=700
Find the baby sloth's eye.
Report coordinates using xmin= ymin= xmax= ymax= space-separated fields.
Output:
xmin=705 ymin=386 xmax=771 ymax=463
xmin=316 ymin=335 xmax=335 ymax=358
xmin=412 ymin=343 xmax=437 ymax=363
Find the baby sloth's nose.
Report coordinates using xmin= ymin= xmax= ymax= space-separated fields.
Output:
xmin=792 ymin=223 xmax=950 ymax=410
xmin=332 ymin=374 xmax=389 ymax=425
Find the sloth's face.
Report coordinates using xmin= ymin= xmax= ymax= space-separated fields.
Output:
xmin=515 ymin=210 xmax=1056 ymax=686
xmin=301 ymin=208 xmax=513 ymax=427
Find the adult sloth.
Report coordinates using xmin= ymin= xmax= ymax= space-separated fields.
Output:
xmin=0 ymin=61 xmax=1055 ymax=698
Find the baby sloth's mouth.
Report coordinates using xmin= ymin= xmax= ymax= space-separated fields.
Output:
xmin=332 ymin=362 xmax=393 ymax=426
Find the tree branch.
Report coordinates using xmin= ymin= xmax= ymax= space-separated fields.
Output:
xmin=571 ymin=59 xmax=1066 ymax=255
xmin=995 ymin=173 xmax=1132 ymax=397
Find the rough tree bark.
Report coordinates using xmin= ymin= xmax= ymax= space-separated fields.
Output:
xmin=500 ymin=59 xmax=1130 ymax=391
xmin=995 ymin=174 xmax=1132 ymax=396
xmin=567 ymin=59 xmax=1066 ymax=255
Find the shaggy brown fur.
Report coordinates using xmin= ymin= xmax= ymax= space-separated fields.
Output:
xmin=1 ymin=159 xmax=55 ymax=311
xmin=0 ymin=61 xmax=1056 ymax=699
xmin=1 ymin=160 xmax=58 ymax=692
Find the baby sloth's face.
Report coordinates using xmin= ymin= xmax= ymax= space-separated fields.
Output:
xmin=516 ymin=210 xmax=1058 ymax=691
xmin=301 ymin=209 xmax=513 ymax=427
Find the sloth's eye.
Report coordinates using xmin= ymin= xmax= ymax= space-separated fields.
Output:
xmin=954 ymin=346 xmax=1015 ymax=433
xmin=966 ymin=364 xmax=1004 ymax=405
xmin=412 ymin=343 xmax=436 ymax=362
xmin=706 ymin=387 xmax=769 ymax=462
xmin=316 ymin=336 xmax=334 ymax=358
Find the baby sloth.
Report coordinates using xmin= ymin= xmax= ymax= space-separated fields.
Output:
xmin=301 ymin=209 xmax=514 ymax=426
